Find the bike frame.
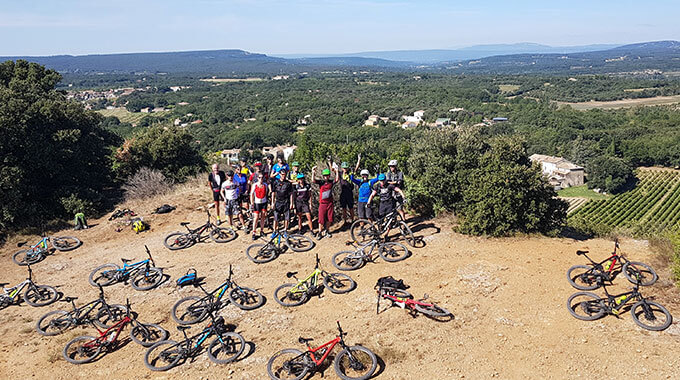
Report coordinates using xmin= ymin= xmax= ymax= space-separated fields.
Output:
xmin=380 ymin=290 xmax=434 ymax=310
xmin=2 ymin=280 xmax=30 ymax=301
xmin=600 ymin=286 xmax=642 ymax=312
xmin=84 ymin=315 xmax=133 ymax=349
xmin=289 ymin=268 xmax=323 ymax=295
xmin=118 ymin=259 xmax=152 ymax=276
xmin=303 ymin=336 xmax=342 ymax=366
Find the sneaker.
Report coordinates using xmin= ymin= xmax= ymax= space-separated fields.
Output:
xmin=327 ymin=232 xmax=332 ymax=239
xmin=252 ymin=234 xmax=257 ymax=241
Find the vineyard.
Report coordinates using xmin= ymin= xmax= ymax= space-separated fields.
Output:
xmin=568 ymin=168 xmax=680 ymax=234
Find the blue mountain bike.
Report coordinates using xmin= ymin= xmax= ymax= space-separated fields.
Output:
xmin=88 ymin=245 xmax=163 ymax=291
xmin=13 ymin=236 xmax=82 ymax=266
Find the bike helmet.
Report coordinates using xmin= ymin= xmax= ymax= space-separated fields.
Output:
xmin=378 ymin=173 xmax=386 ymax=181
xmin=291 ymin=161 xmax=300 ymax=167
xmin=360 ymin=169 xmax=370 ymax=176
xmin=296 ymin=173 xmax=305 ymax=179
xmin=322 ymin=169 xmax=331 ymax=176
xmin=341 ymin=162 xmax=349 ymax=168
xmin=388 ymin=160 xmax=398 ymax=167
xmin=176 ymin=268 xmax=197 ymax=287
xmin=254 ymin=162 xmax=262 ymax=167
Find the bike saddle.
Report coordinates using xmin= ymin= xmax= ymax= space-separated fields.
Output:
xmin=576 ymin=250 xmax=589 ymax=255
xmin=298 ymin=337 xmax=314 ymax=344
xmin=0 ymin=282 xmax=9 ymax=287
xmin=180 ymin=222 xmax=190 ymax=226
xmin=177 ymin=326 xmax=192 ymax=331
xmin=286 ymin=271 xmax=298 ymax=278
xmin=121 ymin=258 xmax=132 ymax=263
xmin=62 ymin=296 xmax=78 ymax=302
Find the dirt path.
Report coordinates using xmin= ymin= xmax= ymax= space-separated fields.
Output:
xmin=1 ymin=191 xmax=680 ymax=379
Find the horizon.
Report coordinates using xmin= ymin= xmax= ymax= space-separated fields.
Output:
xmin=1 ymin=0 xmax=678 ymax=56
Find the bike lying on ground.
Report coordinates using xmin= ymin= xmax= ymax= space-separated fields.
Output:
xmin=274 ymin=254 xmax=355 ymax=307
xmin=12 ymin=236 xmax=82 ymax=266
xmin=172 ymin=265 xmax=265 ymax=325
xmin=0 ymin=265 xmax=58 ymax=309
xmin=267 ymin=321 xmax=377 ymax=380
xmin=375 ymin=277 xmax=452 ymax=319
xmin=88 ymin=245 xmax=164 ymax=291
xmin=144 ymin=309 xmax=245 ymax=371
xmin=62 ymin=299 xmax=168 ymax=364
xmin=163 ymin=210 xmax=237 ymax=250
xmin=350 ymin=208 xmax=415 ymax=247
xmin=246 ymin=231 xmax=315 ymax=264
xmin=36 ymin=285 xmax=129 ymax=336
xmin=332 ymin=237 xmax=409 ymax=271
xmin=567 ymin=241 xmax=658 ymax=290
xmin=567 ymin=283 xmax=672 ymax=331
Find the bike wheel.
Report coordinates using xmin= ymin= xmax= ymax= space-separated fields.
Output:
xmin=566 ymin=265 xmax=602 ymax=290
xmin=94 ymin=304 xmax=127 ymax=328
xmin=36 ymin=310 xmax=73 ymax=336
xmin=88 ymin=263 xmax=120 ymax=287
xmin=324 ymin=273 xmax=356 ymax=294
xmin=130 ymin=323 xmax=169 ymax=347
xmin=332 ymin=251 xmax=364 ymax=271
xmin=622 ymin=262 xmax=658 ymax=286
xmin=285 ymin=234 xmax=315 ymax=252
xmin=210 ymin=227 xmax=237 ymax=243
xmin=23 ymin=285 xmax=58 ymax=307
xmin=267 ymin=348 xmax=309 ymax=380
xmin=414 ymin=302 xmax=452 ymax=318
xmin=52 ymin=236 xmax=82 ymax=251
xmin=163 ymin=232 xmax=192 ymax=250
xmin=630 ymin=301 xmax=672 ymax=331
xmin=350 ymin=219 xmax=379 ymax=245
xmin=172 ymin=296 xmax=208 ymax=325
xmin=334 ymin=345 xmax=378 ymax=380
xmin=229 ymin=287 xmax=265 ymax=310
xmin=130 ymin=267 xmax=164 ymax=291
xmin=144 ymin=340 xmax=183 ymax=371
xmin=12 ymin=249 xmax=40 ymax=266
xmin=378 ymin=242 xmax=410 ymax=262
xmin=274 ymin=284 xmax=308 ymax=307
xmin=566 ymin=292 xmax=606 ymax=321
xmin=397 ymin=221 xmax=416 ymax=247
xmin=207 ymin=332 xmax=246 ymax=364
xmin=63 ymin=336 xmax=101 ymax=364
xmin=246 ymin=243 xmax=278 ymax=264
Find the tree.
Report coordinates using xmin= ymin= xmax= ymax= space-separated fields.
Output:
xmin=587 ymin=155 xmax=634 ymax=194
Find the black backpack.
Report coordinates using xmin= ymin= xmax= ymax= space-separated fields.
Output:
xmin=375 ymin=276 xmax=408 ymax=290
xmin=153 ymin=204 xmax=176 ymax=214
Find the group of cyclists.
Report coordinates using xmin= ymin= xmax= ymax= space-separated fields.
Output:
xmin=208 ymin=153 xmax=407 ymax=241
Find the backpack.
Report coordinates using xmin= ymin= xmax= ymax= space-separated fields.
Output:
xmin=176 ymin=268 xmax=198 ymax=287
xmin=131 ymin=218 xmax=149 ymax=233
xmin=153 ymin=204 xmax=176 ymax=214
xmin=375 ymin=276 xmax=408 ymax=290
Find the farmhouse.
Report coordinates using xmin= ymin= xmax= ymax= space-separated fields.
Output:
xmin=263 ymin=145 xmax=297 ymax=161
xmin=530 ymin=154 xmax=585 ymax=189
xmin=220 ymin=148 xmax=241 ymax=162
xmin=435 ymin=118 xmax=451 ymax=127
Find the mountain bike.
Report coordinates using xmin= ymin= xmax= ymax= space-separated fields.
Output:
xmin=0 ymin=265 xmax=58 ymax=309
xmin=246 ymin=230 xmax=315 ymax=264
xmin=567 ymin=283 xmax=672 ymax=331
xmin=267 ymin=321 xmax=377 ymax=380
xmin=88 ymin=245 xmax=164 ymax=291
xmin=567 ymin=241 xmax=657 ymax=290
xmin=163 ymin=210 xmax=237 ymax=250
xmin=172 ymin=265 xmax=265 ymax=325
xmin=12 ymin=236 xmax=82 ymax=266
xmin=350 ymin=208 xmax=415 ymax=247
xmin=36 ymin=285 xmax=129 ymax=336
xmin=332 ymin=237 xmax=409 ymax=271
xmin=62 ymin=299 xmax=168 ymax=364
xmin=144 ymin=309 xmax=246 ymax=371
xmin=274 ymin=254 xmax=355 ymax=307
xmin=375 ymin=283 xmax=452 ymax=319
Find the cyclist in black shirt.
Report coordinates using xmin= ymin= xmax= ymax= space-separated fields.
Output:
xmin=272 ymin=168 xmax=294 ymax=233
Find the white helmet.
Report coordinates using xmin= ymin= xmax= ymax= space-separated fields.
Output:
xmin=388 ymin=160 xmax=398 ymax=166
xmin=360 ymin=169 xmax=370 ymax=176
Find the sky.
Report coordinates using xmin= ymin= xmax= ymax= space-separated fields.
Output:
xmin=1 ymin=0 xmax=678 ymax=56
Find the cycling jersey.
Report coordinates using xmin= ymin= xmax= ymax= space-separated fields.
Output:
xmin=315 ymin=179 xmax=334 ymax=204
xmin=221 ymin=180 xmax=239 ymax=201
xmin=351 ymin=174 xmax=378 ymax=203
xmin=274 ymin=181 xmax=293 ymax=205
xmin=252 ymin=183 xmax=268 ymax=204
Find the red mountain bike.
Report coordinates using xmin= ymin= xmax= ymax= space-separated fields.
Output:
xmin=267 ymin=321 xmax=377 ymax=380
xmin=376 ymin=280 xmax=452 ymax=320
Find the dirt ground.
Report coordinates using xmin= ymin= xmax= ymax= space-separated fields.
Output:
xmin=2 ymin=186 xmax=680 ymax=380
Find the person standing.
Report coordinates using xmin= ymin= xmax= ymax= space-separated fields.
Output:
xmin=294 ymin=173 xmax=315 ymax=236
xmin=272 ymin=168 xmax=294 ymax=233
xmin=208 ymin=164 xmax=227 ymax=224
xmin=351 ymin=153 xmax=378 ymax=221
xmin=220 ymin=170 xmax=246 ymax=230
xmin=338 ymin=162 xmax=355 ymax=228
xmin=250 ymin=173 xmax=269 ymax=240
xmin=386 ymin=160 xmax=406 ymax=221
xmin=289 ymin=162 xmax=301 ymax=182
xmin=311 ymin=161 xmax=339 ymax=239
xmin=270 ymin=155 xmax=290 ymax=183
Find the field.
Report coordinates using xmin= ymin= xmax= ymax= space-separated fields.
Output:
xmin=557 ymin=95 xmax=680 ymax=110
xmin=558 ymin=185 xmax=608 ymax=200
xmin=199 ymin=78 xmax=265 ymax=83
xmin=498 ymin=84 xmax=520 ymax=92
xmin=96 ymin=108 xmax=154 ymax=125
xmin=569 ymin=168 xmax=680 ymax=232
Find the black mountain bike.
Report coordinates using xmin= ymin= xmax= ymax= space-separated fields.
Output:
xmin=567 ymin=283 xmax=672 ymax=331
xmin=163 ymin=210 xmax=237 ymax=250
xmin=246 ymin=231 xmax=315 ymax=264
xmin=88 ymin=245 xmax=164 ymax=291
xmin=172 ymin=265 xmax=265 ymax=325
xmin=36 ymin=285 xmax=128 ymax=336
xmin=350 ymin=208 xmax=415 ymax=247
xmin=332 ymin=237 xmax=409 ymax=271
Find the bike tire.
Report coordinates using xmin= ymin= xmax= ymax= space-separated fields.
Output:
xmin=334 ymin=345 xmax=378 ymax=380
xmin=229 ymin=287 xmax=265 ymax=310
xmin=63 ymin=335 xmax=101 ymax=364
xmin=267 ymin=348 xmax=309 ymax=380
xmin=274 ymin=284 xmax=308 ymax=307
xmin=350 ymin=219 xmax=379 ymax=245
xmin=144 ymin=340 xmax=183 ymax=371
xmin=566 ymin=292 xmax=606 ymax=321
xmin=88 ymin=263 xmax=120 ymax=287
xmin=566 ymin=265 xmax=601 ymax=290
xmin=130 ymin=267 xmax=164 ymax=291
xmin=172 ymin=296 xmax=208 ymax=325
xmin=622 ymin=262 xmax=658 ymax=287
xmin=397 ymin=221 xmax=416 ymax=247
xmin=246 ymin=243 xmax=278 ymax=264
xmin=332 ymin=251 xmax=364 ymax=271
xmin=23 ymin=285 xmax=58 ymax=307
xmin=36 ymin=310 xmax=73 ymax=336
xmin=413 ymin=302 xmax=452 ymax=318
xmin=163 ymin=232 xmax=192 ymax=250
xmin=630 ymin=300 xmax=672 ymax=331
xmin=94 ymin=304 xmax=127 ymax=329
xmin=378 ymin=242 xmax=410 ymax=262
xmin=52 ymin=236 xmax=82 ymax=251
xmin=207 ymin=332 xmax=246 ymax=364
xmin=210 ymin=227 xmax=237 ymax=243
xmin=324 ymin=273 xmax=356 ymax=294
xmin=130 ymin=323 xmax=169 ymax=347
xmin=12 ymin=249 xmax=41 ymax=266
xmin=285 ymin=234 xmax=315 ymax=252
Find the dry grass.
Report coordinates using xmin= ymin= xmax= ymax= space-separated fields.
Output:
xmin=498 ymin=84 xmax=520 ymax=93
xmin=122 ymin=168 xmax=170 ymax=200
xmin=199 ymin=78 xmax=264 ymax=83
xmin=96 ymin=108 xmax=163 ymax=124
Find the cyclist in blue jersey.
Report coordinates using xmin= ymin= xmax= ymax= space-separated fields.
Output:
xmin=350 ymin=154 xmax=378 ymax=220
